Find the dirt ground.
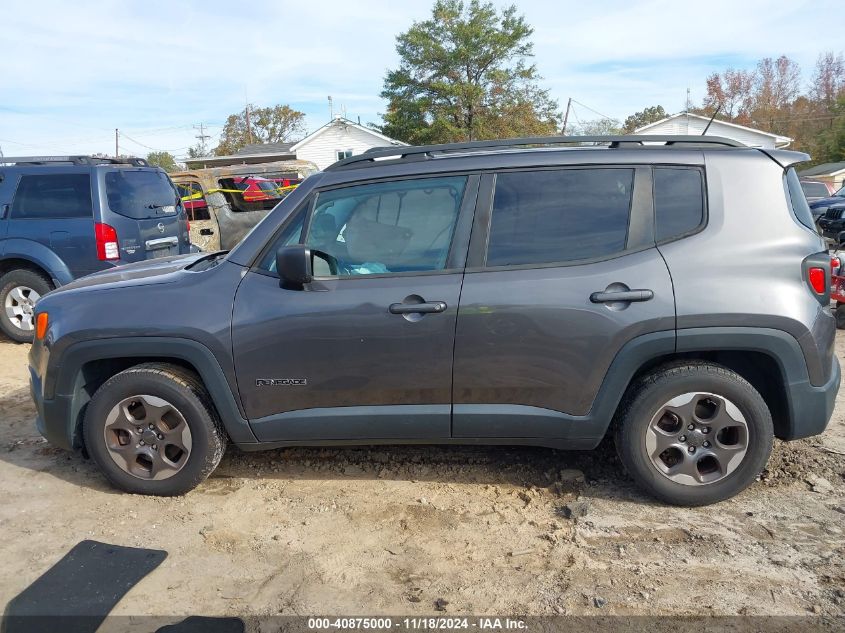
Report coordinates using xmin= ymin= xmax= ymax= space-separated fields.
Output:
xmin=0 ymin=334 xmax=843 ymax=621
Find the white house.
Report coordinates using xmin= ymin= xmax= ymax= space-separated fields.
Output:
xmin=633 ymin=112 xmax=792 ymax=149
xmin=290 ymin=116 xmax=407 ymax=170
xmin=798 ymin=162 xmax=845 ymax=191
xmin=184 ymin=116 xmax=406 ymax=171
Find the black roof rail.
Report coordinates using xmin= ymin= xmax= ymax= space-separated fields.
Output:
xmin=326 ymin=134 xmax=746 ymax=171
xmin=0 ymin=155 xmax=150 ymax=167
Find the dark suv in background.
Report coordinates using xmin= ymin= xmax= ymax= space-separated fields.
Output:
xmin=28 ymin=136 xmax=839 ymax=506
xmin=0 ymin=156 xmax=191 ymax=341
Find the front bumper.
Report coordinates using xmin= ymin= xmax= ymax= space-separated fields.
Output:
xmin=784 ymin=355 xmax=840 ymax=440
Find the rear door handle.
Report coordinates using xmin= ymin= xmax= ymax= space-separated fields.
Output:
xmin=389 ymin=301 xmax=447 ymax=314
xmin=590 ymin=289 xmax=654 ymax=303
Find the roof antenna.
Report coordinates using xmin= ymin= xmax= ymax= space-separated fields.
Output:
xmin=702 ymin=103 xmax=722 ymax=136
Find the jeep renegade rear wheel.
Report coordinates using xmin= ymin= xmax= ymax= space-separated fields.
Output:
xmin=83 ymin=363 xmax=226 ymax=495
xmin=614 ymin=361 xmax=773 ymax=506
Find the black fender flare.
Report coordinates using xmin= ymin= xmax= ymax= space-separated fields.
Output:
xmin=51 ymin=337 xmax=256 ymax=445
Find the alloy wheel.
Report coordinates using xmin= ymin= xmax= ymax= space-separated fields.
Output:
xmin=103 ymin=394 xmax=193 ymax=480
xmin=4 ymin=285 xmax=40 ymax=332
xmin=645 ymin=392 xmax=749 ymax=486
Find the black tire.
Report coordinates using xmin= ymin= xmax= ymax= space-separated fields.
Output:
xmin=614 ymin=361 xmax=774 ymax=506
xmin=82 ymin=363 xmax=227 ymax=495
xmin=0 ymin=268 xmax=53 ymax=343
xmin=835 ymin=304 xmax=845 ymax=330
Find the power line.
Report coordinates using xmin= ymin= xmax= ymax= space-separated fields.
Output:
xmin=570 ymin=99 xmax=620 ymax=123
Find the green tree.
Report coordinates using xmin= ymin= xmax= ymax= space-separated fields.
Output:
xmin=571 ymin=119 xmax=622 ymax=136
xmin=186 ymin=144 xmax=206 ymax=159
xmin=819 ymin=95 xmax=845 ymax=163
xmin=214 ymin=104 xmax=306 ymax=155
xmin=378 ymin=0 xmax=560 ymax=144
xmin=621 ymin=105 xmax=666 ymax=133
xmin=146 ymin=151 xmax=179 ymax=172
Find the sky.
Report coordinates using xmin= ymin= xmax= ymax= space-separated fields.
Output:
xmin=0 ymin=0 xmax=838 ymax=160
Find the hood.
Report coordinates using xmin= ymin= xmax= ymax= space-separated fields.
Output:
xmin=810 ymin=195 xmax=845 ymax=209
xmin=55 ymin=252 xmax=211 ymax=293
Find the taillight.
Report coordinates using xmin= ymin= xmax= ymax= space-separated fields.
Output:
xmin=94 ymin=222 xmax=119 ymax=261
xmin=832 ymin=256 xmax=841 ymax=277
xmin=808 ymin=267 xmax=826 ymax=294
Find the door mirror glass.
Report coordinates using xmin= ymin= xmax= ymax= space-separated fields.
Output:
xmin=276 ymin=245 xmax=313 ymax=286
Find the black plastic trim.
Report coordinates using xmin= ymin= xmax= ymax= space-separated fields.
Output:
xmin=44 ymin=337 xmax=256 ymax=448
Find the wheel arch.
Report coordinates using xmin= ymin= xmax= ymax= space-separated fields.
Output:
xmin=605 ymin=327 xmax=812 ymax=442
xmin=50 ymin=337 xmax=256 ymax=450
xmin=0 ymin=240 xmax=74 ymax=286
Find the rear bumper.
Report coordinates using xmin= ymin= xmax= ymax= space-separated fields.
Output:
xmin=784 ymin=355 xmax=840 ymax=440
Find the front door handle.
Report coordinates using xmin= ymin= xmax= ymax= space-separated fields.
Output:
xmin=1 ymin=204 xmax=8 ymax=219
xmin=389 ymin=301 xmax=447 ymax=314
xmin=590 ymin=289 xmax=654 ymax=303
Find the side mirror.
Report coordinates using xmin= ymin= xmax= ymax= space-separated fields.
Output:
xmin=276 ymin=245 xmax=313 ymax=286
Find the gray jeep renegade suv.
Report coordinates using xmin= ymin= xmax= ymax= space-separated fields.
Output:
xmin=28 ymin=135 xmax=840 ymax=505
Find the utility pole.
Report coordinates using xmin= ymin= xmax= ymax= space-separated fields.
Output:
xmin=115 ymin=128 xmax=119 ymax=157
xmin=193 ymin=123 xmax=210 ymax=155
xmin=561 ymin=98 xmax=572 ymax=135
xmin=245 ymin=103 xmax=253 ymax=145
xmin=328 ymin=95 xmax=333 ymax=119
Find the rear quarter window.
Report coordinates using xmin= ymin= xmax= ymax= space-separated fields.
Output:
xmin=653 ymin=167 xmax=705 ymax=243
xmin=784 ymin=168 xmax=816 ymax=230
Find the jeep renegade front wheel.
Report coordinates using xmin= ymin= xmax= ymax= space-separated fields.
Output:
xmin=83 ymin=363 xmax=226 ymax=495
xmin=614 ymin=361 xmax=774 ymax=506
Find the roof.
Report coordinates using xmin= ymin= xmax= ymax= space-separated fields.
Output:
xmin=235 ymin=142 xmax=295 ymax=155
xmin=634 ymin=112 xmax=792 ymax=146
xmin=799 ymin=162 xmax=845 ymax=177
xmin=290 ymin=116 xmax=407 ymax=151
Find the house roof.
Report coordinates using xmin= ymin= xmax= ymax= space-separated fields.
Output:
xmin=799 ymin=162 xmax=845 ymax=177
xmin=235 ymin=142 xmax=295 ymax=155
xmin=290 ymin=116 xmax=407 ymax=151
xmin=634 ymin=112 xmax=792 ymax=146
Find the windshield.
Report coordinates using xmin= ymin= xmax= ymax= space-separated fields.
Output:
xmin=106 ymin=169 xmax=178 ymax=219
xmin=801 ymin=182 xmax=830 ymax=197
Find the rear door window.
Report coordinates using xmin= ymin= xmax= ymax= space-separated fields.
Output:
xmin=486 ymin=168 xmax=634 ymax=267
xmin=653 ymin=167 xmax=705 ymax=243
xmin=11 ymin=173 xmax=92 ymax=219
xmin=177 ymin=181 xmax=209 ymax=221
xmin=105 ymin=170 xmax=178 ymax=220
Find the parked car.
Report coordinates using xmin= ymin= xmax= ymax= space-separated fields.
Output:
xmin=170 ymin=161 xmax=317 ymax=252
xmin=0 ymin=155 xmax=191 ymax=342
xmin=231 ymin=175 xmax=301 ymax=203
xmin=808 ymin=184 xmax=845 ymax=221
xmin=799 ymin=178 xmax=834 ymax=203
xmin=29 ymin=135 xmax=839 ymax=506
xmin=817 ymin=202 xmax=845 ymax=240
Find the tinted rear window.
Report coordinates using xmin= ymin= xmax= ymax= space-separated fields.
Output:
xmin=487 ymin=168 xmax=633 ymax=266
xmin=653 ymin=168 xmax=705 ymax=242
xmin=784 ymin=168 xmax=816 ymax=230
xmin=105 ymin=170 xmax=178 ymax=220
xmin=11 ymin=173 xmax=92 ymax=219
